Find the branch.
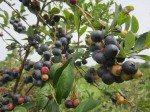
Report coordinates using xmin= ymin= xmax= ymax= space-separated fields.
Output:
xmin=13 ymin=45 xmax=31 ymax=93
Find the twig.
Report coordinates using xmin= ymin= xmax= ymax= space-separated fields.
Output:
xmin=0 ymin=25 xmax=23 ymax=47
xmin=25 ymin=84 xmax=34 ymax=95
xmin=13 ymin=46 xmax=31 ymax=93
xmin=4 ymin=0 xmax=30 ymax=27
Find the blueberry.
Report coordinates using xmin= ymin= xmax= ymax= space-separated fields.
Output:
xmin=22 ymin=0 xmax=31 ymax=6
xmin=40 ymin=44 xmax=49 ymax=52
xmin=43 ymin=51 xmax=51 ymax=61
xmin=24 ymin=64 xmax=31 ymax=71
xmin=32 ymin=70 xmax=42 ymax=79
xmin=14 ymin=18 xmax=19 ymax=23
xmin=49 ymin=20 xmax=55 ymax=26
xmin=103 ymin=44 xmax=119 ymax=59
xmin=56 ymin=28 xmax=66 ymax=38
xmin=114 ymin=76 xmax=124 ymax=83
xmin=36 ymin=48 xmax=43 ymax=55
xmin=91 ymin=30 xmax=104 ymax=42
xmin=53 ymin=15 xmax=60 ymax=22
xmin=17 ymin=26 xmax=23 ymax=32
xmin=43 ymin=61 xmax=51 ymax=68
xmin=2 ymin=74 xmax=11 ymax=81
xmin=59 ymin=37 xmax=68 ymax=45
xmin=65 ymin=34 xmax=72 ymax=43
xmin=103 ymin=58 xmax=115 ymax=67
xmin=105 ymin=36 xmax=118 ymax=46
xmin=75 ymin=61 xmax=81 ymax=67
xmin=10 ymin=20 xmax=14 ymax=24
xmin=12 ymin=94 xmax=20 ymax=102
xmin=67 ymin=48 xmax=74 ymax=54
xmin=24 ymin=96 xmax=31 ymax=103
xmin=89 ymin=43 xmax=101 ymax=52
xmin=65 ymin=100 xmax=73 ymax=108
xmin=52 ymin=48 xmax=62 ymax=56
xmin=33 ymin=79 xmax=44 ymax=87
xmin=34 ymin=35 xmax=41 ymax=43
xmin=2 ymin=99 xmax=9 ymax=105
xmin=82 ymin=59 xmax=87 ymax=65
xmin=84 ymin=72 xmax=94 ymax=84
xmin=97 ymin=66 xmax=107 ymax=78
xmin=55 ymin=40 xmax=62 ymax=48
xmin=34 ymin=61 xmax=43 ymax=70
xmin=18 ymin=22 xmax=22 ymax=27
xmin=92 ymin=50 xmax=106 ymax=64
xmin=24 ymin=76 xmax=33 ymax=84
xmin=101 ymin=71 xmax=115 ymax=85
xmin=122 ymin=60 xmax=138 ymax=75
xmin=116 ymin=57 xmax=125 ymax=63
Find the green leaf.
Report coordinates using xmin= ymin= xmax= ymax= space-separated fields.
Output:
xmin=51 ymin=7 xmax=60 ymax=14
xmin=136 ymin=55 xmax=150 ymax=61
xmin=0 ymin=0 xmax=3 ymax=3
xmin=27 ymin=26 xmax=34 ymax=35
xmin=23 ymin=101 xmax=36 ymax=110
xmin=123 ymin=5 xmax=134 ymax=14
xmin=134 ymin=32 xmax=150 ymax=50
xmin=20 ymin=4 xmax=25 ymax=13
xmin=52 ymin=55 xmax=62 ymax=63
xmin=74 ymin=15 xmax=80 ymax=30
xmin=71 ymin=50 xmax=85 ymax=62
xmin=144 ymin=32 xmax=150 ymax=49
xmin=63 ymin=9 xmax=70 ymax=19
xmin=79 ymin=26 xmax=87 ymax=37
xmin=125 ymin=15 xmax=131 ymax=30
xmin=111 ymin=4 xmax=122 ymax=27
xmin=14 ymin=106 xmax=27 ymax=112
xmin=45 ymin=100 xmax=60 ymax=112
xmin=49 ymin=63 xmax=62 ymax=79
xmin=53 ymin=58 xmax=72 ymax=86
xmin=124 ymin=31 xmax=135 ymax=53
xmin=73 ymin=99 xmax=100 ymax=112
xmin=37 ymin=26 xmax=50 ymax=36
xmin=36 ymin=84 xmax=51 ymax=109
xmin=131 ymin=16 xmax=139 ymax=33
xmin=55 ymin=64 xmax=74 ymax=104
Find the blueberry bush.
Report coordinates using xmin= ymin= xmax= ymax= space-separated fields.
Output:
xmin=0 ymin=0 xmax=150 ymax=111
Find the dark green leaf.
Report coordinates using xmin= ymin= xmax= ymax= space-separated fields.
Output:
xmin=23 ymin=101 xmax=36 ymax=110
xmin=36 ymin=84 xmax=51 ymax=109
xmin=53 ymin=58 xmax=72 ymax=87
xmin=131 ymin=16 xmax=139 ymax=33
xmin=45 ymin=100 xmax=60 ymax=112
xmin=124 ymin=31 xmax=135 ymax=53
xmin=134 ymin=32 xmax=150 ymax=50
xmin=56 ymin=64 xmax=74 ymax=104
xmin=73 ymin=99 xmax=100 ymax=112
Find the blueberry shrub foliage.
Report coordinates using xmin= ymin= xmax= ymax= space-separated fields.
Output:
xmin=0 ymin=0 xmax=150 ymax=111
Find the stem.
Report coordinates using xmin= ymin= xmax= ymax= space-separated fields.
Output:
xmin=4 ymin=0 xmax=30 ymax=27
xmin=25 ymin=84 xmax=34 ymax=95
xmin=0 ymin=25 xmax=23 ymax=47
xmin=76 ymin=4 xmax=95 ymax=30
xmin=13 ymin=46 xmax=31 ymax=93
xmin=43 ymin=99 xmax=50 ymax=110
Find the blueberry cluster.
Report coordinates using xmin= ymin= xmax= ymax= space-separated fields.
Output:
xmin=0 ymin=92 xmax=31 ymax=112
xmin=52 ymin=28 xmax=74 ymax=57
xmin=0 ymin=69 xmax=20 ymax=86
xmin=24 ymin=59 xmax=34 ymax=71
xmin=24 ymin=60 xmax=51 ymax=87
xmin=19 ymin=0 xmax=40 ymax=11
xmin=43 ymin=14 xmax=60 ymax=26
xmin=28 ymin=35 xmax=41 ymax=47
xmin=85 ymin=30 xmax=143 ymax=85
xmin=10 ymin=18 xmax=25 ymax=33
